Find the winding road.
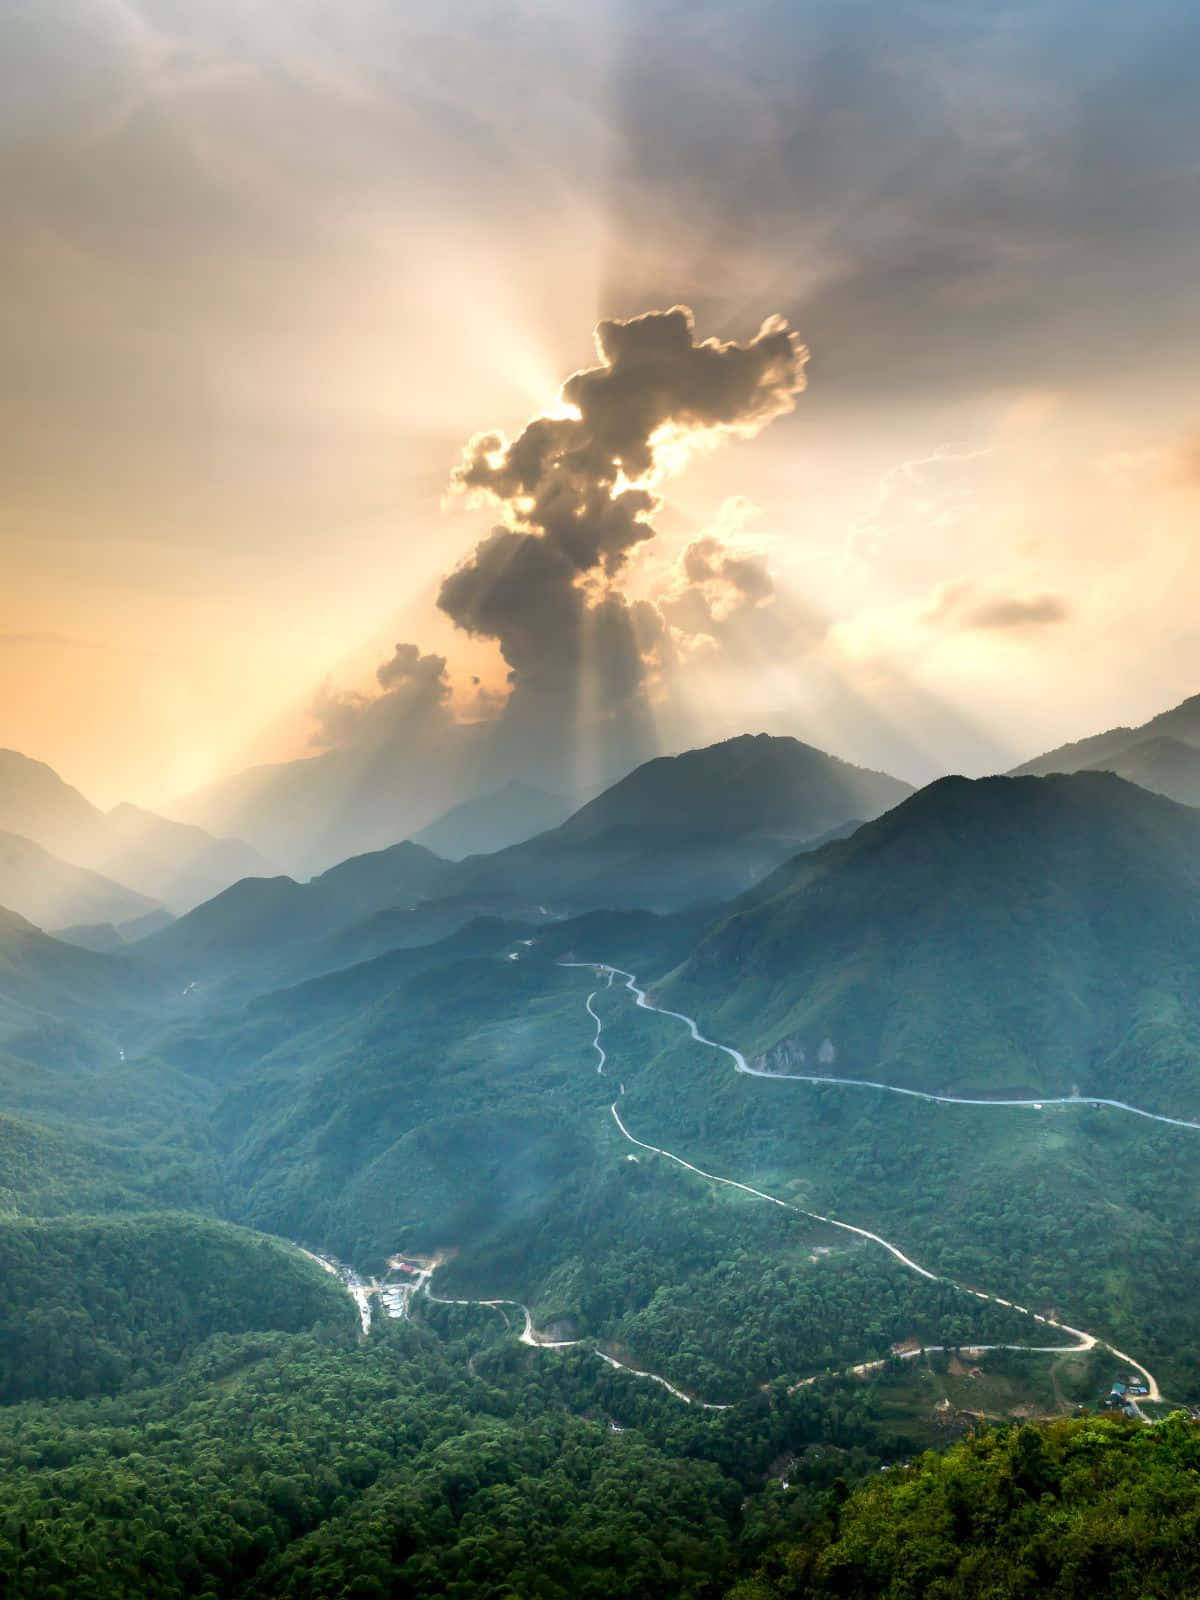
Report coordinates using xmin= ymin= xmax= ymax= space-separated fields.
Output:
xmin=420 ymin=1272 xmax=728 ymax=1407
xmin=298 ymin=955 xmax=1191 ymax=1411
xmin=561 ymin=961 xmax=1180 ymax=1404
xmin=738 ymin=1067 xmax=1200 ymax=1133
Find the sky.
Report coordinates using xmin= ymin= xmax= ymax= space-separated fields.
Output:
xmin=2 ymin=0 xmax=1199 ymax=811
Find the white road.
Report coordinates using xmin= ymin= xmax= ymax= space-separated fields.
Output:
xmin=564 ymin=962 xmax=1200 ymax=1136
xmin=418 ymin=1267 xmax=726 ymax=1405
xmin=563 ymin=961 xmax=1168 ymax=1404
xmin=737 ymin=1067 xmax=1200 ymax=1134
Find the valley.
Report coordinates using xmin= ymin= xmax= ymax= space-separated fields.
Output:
xmin=286 ymin=941 xmax=1192 ymax=1421
xmin=2 ymin=746 xmax=1200 ymax=1596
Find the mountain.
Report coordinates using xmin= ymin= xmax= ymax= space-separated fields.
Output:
xmin=94 ymin=804 xmax=278 ymax=913
xmin=412 ymin=781 xmax=569 ymax=859
xmin=132 ymin=838 xmax=459 ymax=995
xmin=671 ymin=770 xmax=1200 ymax=1105
xmin=133 ymin=735 xmax=909 ymax=997
xmin=0 ymin=748 xmax=278 ymax=911
xmin=0 ymin=903 xmax=167 ymax=1052
xmin=744 ymin=1415 xmax=1200 ymax=1600
xmin=449 ymin=733 xmax=913 ymax=914
xmin=0 ymin=748 xmax=100 ymax=857
xmin=0 ymin=830 xmax=157 ymax=931
xmin=1011 ymin=690 xmax=1200 ymax=806
xmin=171 ymin=739 xmax=486 ymax=877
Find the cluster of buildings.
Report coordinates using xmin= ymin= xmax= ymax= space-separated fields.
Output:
xmin=1101 ymin=1376 xmax=1151 ymax=1416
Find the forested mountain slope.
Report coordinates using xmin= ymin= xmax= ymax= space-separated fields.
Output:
xmin=0 ymin=1213 xmax=353 ymax=1403
xmin=0 ymin=905 xmax=167 ymax=1048
xmin=737 ymin=1412 xmax=1200 ymax=1599
xmin=672 ymin=771 xmax=1200 ymax=1104
xmin=131 ymin=840 xmax=457 ymax=995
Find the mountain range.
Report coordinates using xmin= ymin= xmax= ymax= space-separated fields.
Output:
xmin=0 ymin=749 xmax=276 ymax=918
xmin=125 ymin=733 xmax=911 ymax=1000
xmin=1010 ymin=690 xmax=1200 ymax=807
xmin=2 ymin=693 xmax=1200 ymax=1598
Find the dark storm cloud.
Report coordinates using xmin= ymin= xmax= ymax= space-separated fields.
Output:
xmin=450 ymin=305 xmax=805 ymax=569
xmin=438 ymin=307 xmax=807 ymax=764
xmin=374 ymin=641 xmax=450 ymax=697
xmin=603 ymin=0 xmax=1200 ymax=400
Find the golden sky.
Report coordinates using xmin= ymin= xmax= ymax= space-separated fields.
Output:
xmin=2 ymin=0 xmax=1199 ymax=809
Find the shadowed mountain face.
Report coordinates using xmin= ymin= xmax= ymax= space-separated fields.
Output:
xmin=0 ymin=749 xmax=276 ymax=912
xmin=546 ymin=733 xmax=910 ymax=843
xmin=131 ymin=839 xmax=460 ymax=999
xmin=131 ymin=734 xmax=910 ymax=998
xmin=671 ymin=770 xmax=1200 ymax=1104
xmin=447 ymin=733 xmax=912 ymax=914
xmin=412 ymin=781 xmax=570 ymax=860
xmin=1012 ymin=691 xmax=1200 ymax=807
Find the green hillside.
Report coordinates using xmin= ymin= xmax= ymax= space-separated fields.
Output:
xmin=671 ymin=772 xmax=1200 ymax=1107
xmin=737 ymin=1411 xmax=1200 ymax=1599
xmin=0 ymin=1213 xmax=354 ymax=1403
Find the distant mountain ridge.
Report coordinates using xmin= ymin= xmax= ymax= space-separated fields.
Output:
xmin=132 ymin=839 xmax=459 ymax=997
xmin=132 ymin=733 xmax=912 ymax=997
xmin=0 ymin=749 xmax=277 ymax=912
xmin=1011 ymin=691 xmax=1200 ymax=807
xmin=412 ymin=781 xmax=569 ymax=859
xmin=446 ymin=733 xmax=913 ymax=915
xmin=0 ymin=830 xmax=157 ymax=932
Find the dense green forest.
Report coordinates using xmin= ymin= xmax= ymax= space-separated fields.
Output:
xmin=1 ymin=1313 xmax=1195 ymax=1599
xmin=0 ymin=1314 xmax=895 ymax=1600
xmin=734 ymin=1412 xmax=1200 ymax=1599
xmin=0 ymin=1214 xmax=354 ymax=1403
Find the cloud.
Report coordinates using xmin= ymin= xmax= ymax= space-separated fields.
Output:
xmin=681 ymin=535 xmax=776 ymax=608
xmin=846 ymin=445 xmax=991 ymax=562
xmin=437 ymin=305 xmax=807 ymax=773
xmin=374 ymin=640 xmax=450 ymax=697
xmin=1169 ymin=430 xmax=1200 ymax=486
xmin=967 ymin=594 xmax=1070 ymax=630
xmin=923 ymin=580 xmax=1069 ymax=633
xmin=310 ymin=641 xmax=450 ymax=750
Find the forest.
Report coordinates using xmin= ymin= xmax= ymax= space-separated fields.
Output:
xmin=733 ymin=1412 xmax=1200 ymax=1599
xmin=2 ymin=780 xmax=1199 ymax=1595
